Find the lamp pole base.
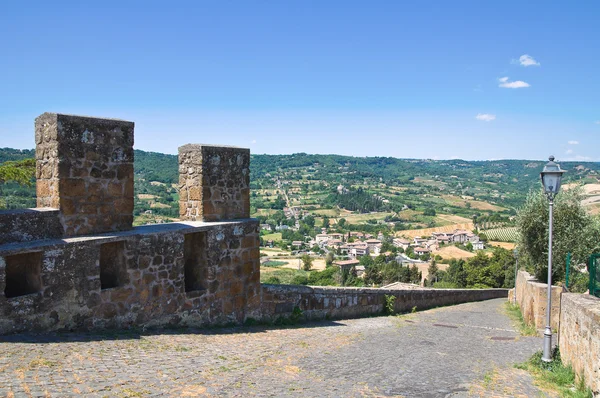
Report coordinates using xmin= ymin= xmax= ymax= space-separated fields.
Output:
xmin=542 ymin=326 xmax=553 ymax=362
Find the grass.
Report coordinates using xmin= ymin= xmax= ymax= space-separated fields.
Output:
xmin=515 ymin=350 xmax=593 ymax=398
xmin=262 ymin=232 xmax=282 ymax=241
xmin=262 ymin=260 xmax=287 ymax=267
xmin=343 ymin=211 xmax=394 ymax=224
xmin=504 ymin=302 xmax=538 ymax=336
xmin=260 ymin=268 xmax=310 ymax=284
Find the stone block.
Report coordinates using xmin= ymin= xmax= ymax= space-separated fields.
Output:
xmin=178 ymin=144 xmax=250 ymax=222
xmin=33 ymin=113 xmax=135 ymax=237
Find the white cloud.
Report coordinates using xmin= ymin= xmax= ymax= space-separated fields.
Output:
xmin=518 ymin=54 xmax=540 ymax=67
xmin=475 ymin=113 xmax=496 ymax=122
xmin=566 ymin=149 xmax=573 ymax=155
xmin=568 ymin=140 xmax=579 ymax=145
xmin=498 ymin=77 xmax=530 ymax=88
xmin=251 ymin=139 xmax=257 ymax=144
xmin=595 ymin=121 xmax=600 ymax=125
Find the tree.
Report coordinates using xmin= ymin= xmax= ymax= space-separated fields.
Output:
xmin=322 ymin=216 xmax=330 ymax=229
xmin=0 ymin=158 xmax=36 ymax=209
xmin=423 ymin=208 xmax=436 ymax=216
xmin=325 ymin=252 xmax=334 ymax=267
xmin=301 ymin=254 xmax=313 ymax=271
xmin=516 ymin=188 xmax=600 ymax=284
xmin=0 ymin=158 xmax=35 ymax=186
xmin=409 ymin=265 xmax=421 ymax=285
xmin=337 ymin=218 xmax=347 ymax=228
xmin=426 ymin=262 xmax=439 ymax=286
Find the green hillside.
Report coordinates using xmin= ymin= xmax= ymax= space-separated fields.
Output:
xmin=1 ymin=148 xmax=599 ymax=229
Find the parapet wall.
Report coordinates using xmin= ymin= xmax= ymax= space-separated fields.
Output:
xmin=257 ymin=284 xmax=508 ymax=322
xmin=0 ymin=220 xmax=260 ymax=334
xmin=513 ymin=270 xmax=562 ymax=329
xmin=559 ymin=293 xmax=600 ymax=394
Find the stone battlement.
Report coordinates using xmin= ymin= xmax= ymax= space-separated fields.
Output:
xmin=0 ymin=113 xmax=260 ymax=334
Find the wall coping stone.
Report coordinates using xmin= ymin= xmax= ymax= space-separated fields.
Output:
xmin=0 ymin=207 xmax=58 ymax=216
xmin=262 ymin=284 xmax=509 ymax=295
xmin=0 ymin=219 xmax=257 ymax=254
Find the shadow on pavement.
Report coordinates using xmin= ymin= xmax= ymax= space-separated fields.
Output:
xmin=0 ymin=319 xmax=348 ymax=344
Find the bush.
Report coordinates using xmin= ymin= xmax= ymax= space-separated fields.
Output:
xmin=291 ymin=275 xmax=309 ymax=285
xmin=264 ymin=276 xmax=281 ymax=284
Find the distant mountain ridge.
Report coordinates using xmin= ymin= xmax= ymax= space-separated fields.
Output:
xmin=1 ymin=147 xmax=599 ymax=212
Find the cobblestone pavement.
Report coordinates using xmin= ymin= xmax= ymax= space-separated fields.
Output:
xmin=0 ymin=298 xmax=551 ymax=397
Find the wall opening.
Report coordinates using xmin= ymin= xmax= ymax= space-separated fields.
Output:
xmin=184 ymin=232 xmax=208 ymax=293
xmin=100 ymin=241 xmax=128 ymax=290
xmin=4 ymin=252 xmax=43 ymax=298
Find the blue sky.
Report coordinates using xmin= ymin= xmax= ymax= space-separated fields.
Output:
xmin=1 ymin=1 xmax=599 ymax=161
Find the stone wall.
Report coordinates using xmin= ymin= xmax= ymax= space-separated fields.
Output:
xmin=256 ymin=284 xmax=508 ymax=322
xmin=0 ymin=208 xmax=62 ymax=245
xmin=0 ymin=220 xmax=260 ymax=334
xmin=559 ymin=294 xmax=600 ymax=393
xmin=179 ymin=144 xmax=250 ymax=222
xmin=35 ymin=113 xmax=135 ymax=236
xmin=0 ymin=112 xmax=261 ymax=335
xmin=513 ymin=270 xmax=563 ymax=330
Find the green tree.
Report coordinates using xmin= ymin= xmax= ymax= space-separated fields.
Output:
xmin=322 ymin=216 xmax=330 ymax=229
xmin=0 ymin=158 xmax=35 ymax=186
xmin=426 ymin=262 xmax=439 ymax=286
xmin=337 ymin=218 xmax=346 ymax=228
xmin=325 ymin=252 xmax=334 ymax=267
xmin=516 ymin=188 xmax=600 ymax=283
xmin=0 ymin=158 xmax=35 ymax=209
xmin=301 ymin=254 xmax=313 ymax=271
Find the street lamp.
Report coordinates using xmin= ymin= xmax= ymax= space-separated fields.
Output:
xmin=540 ymin=155 xmax=566 ymax=362
xmin=513 ymin=247 xmax=519 ymax=305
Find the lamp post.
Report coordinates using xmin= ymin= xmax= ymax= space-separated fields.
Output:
xmin=513 ymin=247 xmax=519 ymax=305
xmin=540 ymin=155 xmax=565 ymax=362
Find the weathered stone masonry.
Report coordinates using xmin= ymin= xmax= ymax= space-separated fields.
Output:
xmin=0 ymin=113 xmax=260 ymax=334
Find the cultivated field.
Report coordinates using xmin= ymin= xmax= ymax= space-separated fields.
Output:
xmin=396 ymin=222 xmax=474 ymax=239
xmin=137 ymin=194 xmax=158 ymax=200
xmin=432 ymin=245 xmax=476 ymax=260
xmin=481 ymin=227 xmax=518 ymax=242
xmin=488 ymin=241 xmax=517 ymax=250
xmin=342 ymin=212 xmax=395 ymax=224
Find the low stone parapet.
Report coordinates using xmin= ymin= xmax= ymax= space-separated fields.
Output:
xmin=559 ymin=293 xmax=600 ymax=394
xmin=257 ymin=284 xmax=508 ymax=322
xmin=0 ymin=219 xmax=260 ymax=334
xmin=514 ymin=270 xmax=563 ymax=330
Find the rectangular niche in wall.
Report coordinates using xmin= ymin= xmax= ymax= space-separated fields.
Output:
xmin=4 ymin=252 xmax=43 ymax=298
xmin=99 ymin=241 xmax=128 ymax=290
xmin=183 ymin=232 xmax=208 ymax=293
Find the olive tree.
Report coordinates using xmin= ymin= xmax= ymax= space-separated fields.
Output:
xmin=516 ymin=187 xmax=600 ymax=285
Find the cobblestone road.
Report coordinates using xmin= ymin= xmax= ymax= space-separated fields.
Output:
xmin=0 ymin=298 xmax=551 ymax=397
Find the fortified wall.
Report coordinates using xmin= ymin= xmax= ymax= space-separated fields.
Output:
xmin=0 ymin=113 xmax=260 ymax=334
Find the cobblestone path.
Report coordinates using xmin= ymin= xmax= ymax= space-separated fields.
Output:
xmin=0 ymin=298 xmax=551 ymax=397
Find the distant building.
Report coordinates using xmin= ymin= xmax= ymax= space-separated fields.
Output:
xmin=393 ymin=238 xmax=411 ymax=250
xmin=260 ymin=224 xmax=272 ymax=231
xmin=333 ymin=259 xmax=360 ymax=272
xmin=414 ymin=247 xmax=430 ymax=256
xmin=472 ymin=241 xmax=485 ymax=251
xmin=315 ymin=234 xmax=330 ymax=244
